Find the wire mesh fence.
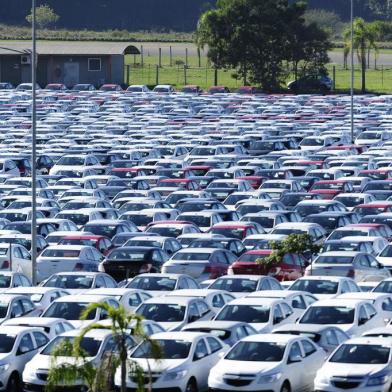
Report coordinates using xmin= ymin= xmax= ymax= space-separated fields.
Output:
xmin=124 ymin=62 xmax=392 ymax=93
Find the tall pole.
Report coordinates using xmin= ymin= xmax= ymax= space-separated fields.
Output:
xmin=31 ymin=0 xmax=37 ymax=285
xmin=350 ymin=0 xmax=354 ymax=144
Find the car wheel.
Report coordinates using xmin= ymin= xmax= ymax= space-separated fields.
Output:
xmin=185 ymin=378 xmax=198 ymax=392
xmin=7 ymin=372 xmax=21 ymax=392
xmin=280 ymin=381 xmax=291 ymax=392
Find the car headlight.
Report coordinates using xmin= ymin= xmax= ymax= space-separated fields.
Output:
xmin=0 ymin=364 xmax=9 ymax=373
xmin=258 ymin=372 xmax=282 ymax=384
xmin=367 ymin=373 xmax=390 ymax=386
xmin=314 ymin=373 xmax=329 ymax=385
xmin=163 ymin=369 xmax=188 ymax=381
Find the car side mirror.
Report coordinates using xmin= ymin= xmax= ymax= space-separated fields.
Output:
xmin=358 ymin=317 xmax=368 ymax=325
xmin=288 ymin=354 xmax=302 ymax=364
xmin=188 ymin=314 xmax=198 ymax=323
xmin=273 ymin=316 xmax=284 ymax=325
xmin=193 ymin=351 xmax=206 ymax=361
xmin=17 ymin=346 xmax=31 ymax=355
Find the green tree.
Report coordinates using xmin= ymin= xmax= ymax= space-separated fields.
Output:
xmin=257 ymin=233 xmax=320 ymax=269
xmin=46 ymin=303 xmax=161 ymax=392
xmin=26 ymin=4 xmax=59 ymax=29
xmin=196 ymin=0 xmax=330 ymax=91
xmin=343 ymin=18 xmax=380 ymax=92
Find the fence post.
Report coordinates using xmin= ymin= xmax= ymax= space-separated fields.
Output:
xmin=141 ymin=45 xmax=144 ymax=66
xmin=214 ymin=68 xmax=218 ymax=86
xmin=156 ymin=65 xmax=159 ymax=85
xmin=332 ymin=65 xmax=336 ymax=91
xmin=169 ymin=46 xmax=172 ymax=67
xmin=126 ymin=64 xmax=130 ymax=85
xmin=185 ymin=48 xmax=188 ymax=68
xmin=158 ymin=48 xmax=162 ymax=68
xmin=197 ymin=47 xmax=201 ymax=68
xmin=382 ymin=65 xmax=384 ymax=87
xmin=184 ymin=65 xmax=187 ymax=85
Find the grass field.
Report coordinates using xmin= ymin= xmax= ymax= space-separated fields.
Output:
xmin=124 ymin=53 xmax=392 ymax=93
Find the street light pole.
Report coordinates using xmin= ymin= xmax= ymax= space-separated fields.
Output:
xmin=31 ymin=0 xmax=37 ymax=285
xmin=350 ymin=0 xmax=354 ymax=144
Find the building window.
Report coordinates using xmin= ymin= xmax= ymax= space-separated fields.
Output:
xmin=88 ymin=58 xmax=101 ymax=71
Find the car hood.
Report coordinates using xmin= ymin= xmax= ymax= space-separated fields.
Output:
xmin=213 ymin=359 xmax=280 ymax=375
xmin=320 ymin=362 xmax=387 ymax=378
xmin=0 ymin=353 xmax=12 ymax=363
xmin=313 ymin=294 xmax=338 ymax=300
xmin=377 ymin=257 xmax=392 ymax=267
xmin=26 ymin=354 xmax=95 ymax=372
xmin=68 ymin=320 xmax=95 ymax=329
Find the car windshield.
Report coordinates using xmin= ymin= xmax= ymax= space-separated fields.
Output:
xmin=107 ymin=249 xmax=148 ymax=261
xmin=85 ymin=225 xmax=117 ymax=237
xmin=373 ymin=281 xmax=392 ymax=293
xmin=315 ymin=255 xmax=354 ymax=264
xmin=300 ymin=306 xmax=354 ymax=324
xmin=60 ymin=239 xmax=96 ymax=247
xmin=172 ymin=252 xmax=210 ymax=261
xmin=148 ymin=227 xmax=182 ymax=237
xmin=41 ymin=249 xmax=80 ymax=258
xmin=290 ymin=279 xmax=338 ymax=294
xmin=57 ymin=157 xmax=85 ymax=166
xmin=379 ymin=246 xmax=392 ymax=257
xmin=0 ymin=334 xmax=15 ymax=353
xmin=44 ymin=275 xmax=94 ymax=289
xmin=330 ymin=344 xmax=390 ymax=364
xmin=226 ymin=341 xmax=285 ymax=361
xmin=211 ymin=228 xmax=244 ymax=239
xmin=0 ymin=275 xmax=11 ymax=288
xmin=42 ymin=302 xmax=96 ymax=320
xmin=336 ymin=197 xmax=365 ymax=207
xmin=57 ymin=214 xmax=89 ymax=225
xmin=216 ymin=305 xmax=270 ymax=323
xmin=328 ymin=230 xmax=367 ymax=240
xmin=127 ymin=276 xmax=176 ymax=291
xmin=210 ymin=278 xmax=258 ymax=292
xmin=0 ymin=301 xmax=9 ymax=318
xmin=41 ymin=336 xmax=101 ymax=357
xmin=295 ymin=205 xmax=328 ymax=217
xmin=323 ymin=242 xmax=360 ymax=252
xmin=136 ymin=303 xmax=185 ymax=322
xmin=132 ymin=339 xmax=191 ymax=359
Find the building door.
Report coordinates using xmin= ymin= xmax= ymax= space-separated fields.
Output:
xmin=64 ymin=62 xmax=79 ymax=87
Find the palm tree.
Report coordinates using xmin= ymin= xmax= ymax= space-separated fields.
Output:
xmin=343 ymin=18 xmax=379 ymax=93
xmin=46 ymin=302 xmax=162 ymax=392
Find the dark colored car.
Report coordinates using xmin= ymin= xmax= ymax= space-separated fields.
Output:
xmin=100 ymin=246 xmax=168 ymax=281
xmin=288 ymin=75 xmax=332 ymax=93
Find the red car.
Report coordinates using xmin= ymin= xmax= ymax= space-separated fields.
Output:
xmin=237 ymin=176 xmax=265 ymax=189
xmin=359 ymin=169 xmax=392 ymax=180
xmin=229 ymin=250 xmax=306 ymax=281
xmin=59 ymin=235 xmax=113 ymax=255
xmin=210 ymin=222 xmax=261 ymax=240
xmin=309 ymin=180 xmax=354 ymax=199
xmin=353 ymin=202 xmax=392 ymax=216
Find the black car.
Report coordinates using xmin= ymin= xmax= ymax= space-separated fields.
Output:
xmin=101 ymin=246 xmax=169 ymax=281
xmin=288 ymin=75 xmax=332 ymax=93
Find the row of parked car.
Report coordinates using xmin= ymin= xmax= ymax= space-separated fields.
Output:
xmin=0 ymin=86 xmax=391 ymax=391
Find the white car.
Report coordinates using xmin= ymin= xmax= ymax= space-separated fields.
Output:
xmin=0 ymin=243 xmax=31 ymax=273
xmin=298 ymin=299 xmax=385 ymax=336
xmin=0 ymin=326 xmax=50 ymax=392
xmin=315 ymin=337 xmax=392 ymax=392
xmin=4 ymin=287 xmax=69 ymax=310
xmin=40 ymin=294 xmax=120 ymax=328
xmin=164 ymin=289 xmax=235 ymax=313
xmin=82 ymin=288 xmax=152 ymax=311
xmin=116 ymin=331 xmax=228 ymax=392
xmin=36 ymin=245 xmax=104 ymax=282
xmin=23 ymin=328 xmax=135 ymax=392
xmin=135 ymin=297 xmax=214 ymax=331
xmin=2 ymin=317 xmax=74 ymax=339
xmin=289 ymin=276 xmax=361 ymax=299
xmin=214 ymin=297 xmax=296 ymax=332
xmin=209 ymin=333 xmax=326 ymax=392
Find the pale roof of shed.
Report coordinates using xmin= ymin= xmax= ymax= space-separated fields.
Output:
xmin=0 ymin=41 xmax=140 ymax=55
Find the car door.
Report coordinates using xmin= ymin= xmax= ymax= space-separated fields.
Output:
xmin=197 ymin=300 xmax=214 ymax=321
xmin=364 ymin=302 xmax=382 ymax=329
xmin=15 ymin=332 xmax=38 ymax=372
xmin=357 ymin=304 xmax=372 ymax=335
xmin=300 ymin=339 xmax=324 ymax=389
xmin=286 ymin=342 xmax=304 ymax=391
xmin=192 ymin=338 xmax=213 ymax=390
